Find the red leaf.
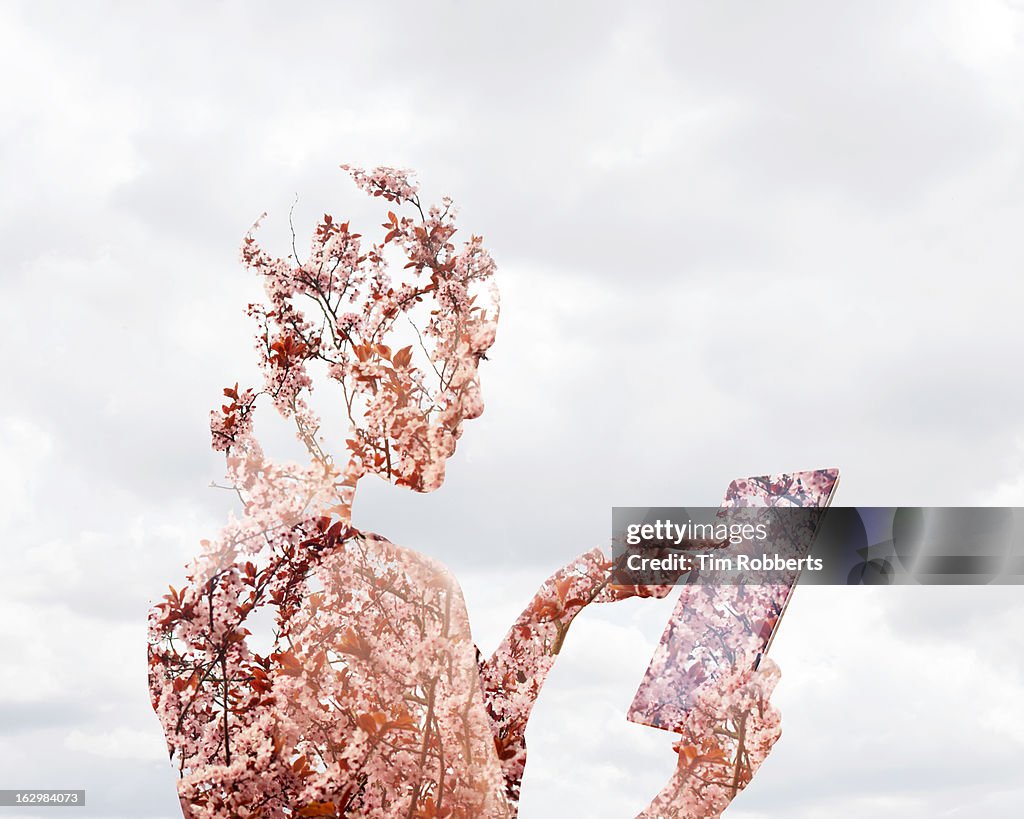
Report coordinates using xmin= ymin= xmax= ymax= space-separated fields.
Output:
xmin=393 ymin=346 xmax=413 ymax=369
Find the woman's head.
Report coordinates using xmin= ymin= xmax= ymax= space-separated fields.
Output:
xmin=213 ymin=165 xmax=498 ymax=498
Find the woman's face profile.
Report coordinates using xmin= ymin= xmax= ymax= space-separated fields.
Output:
xmin=358 ymin=285 xmax=498 ymax=494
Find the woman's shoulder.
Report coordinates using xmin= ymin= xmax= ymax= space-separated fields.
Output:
xmin=330 ymin=528 xmax=465 ymax=598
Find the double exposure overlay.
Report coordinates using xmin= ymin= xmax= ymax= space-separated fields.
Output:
xmin=147 ymin=167 xmax=781 ymax=818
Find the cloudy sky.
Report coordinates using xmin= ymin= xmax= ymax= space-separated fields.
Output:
xmin=2 ymin=1 xmax=1024 ymax=817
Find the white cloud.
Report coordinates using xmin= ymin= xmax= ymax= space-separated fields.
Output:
xmin=65 ymin=726 xmax=167 ymax=762
xmin=0 ymin=416 xmax=53 ymax=529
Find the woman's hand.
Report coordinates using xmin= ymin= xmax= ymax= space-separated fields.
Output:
xmin=640 ymin=658 xmax=783 ymax=819
xmin=595 ymin=538 xmax=726 ymax=603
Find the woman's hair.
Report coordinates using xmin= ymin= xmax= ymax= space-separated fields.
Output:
xmin=211 ymin=165 xmax=499 ymax=494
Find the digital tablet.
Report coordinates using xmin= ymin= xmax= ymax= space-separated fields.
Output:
xmin=626 ymin=468 xmax=840 ymax=732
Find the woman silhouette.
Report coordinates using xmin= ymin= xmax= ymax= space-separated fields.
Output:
xmin=148 ymin=165 xmax=782 ymax=818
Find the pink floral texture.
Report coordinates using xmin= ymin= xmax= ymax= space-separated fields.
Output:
xmin=148 ymin=166 xmax=785 ymax=818
xmin=629 ymin=470 xmax=839 ymax=737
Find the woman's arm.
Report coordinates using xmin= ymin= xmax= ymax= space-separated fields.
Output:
xmin=476 ymin=548 xmax=606 ymax=808
xmin=478 ymin=542 xmax=771 ymax=815
xmin=477 ymin=547 xmax=679 ymax=810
